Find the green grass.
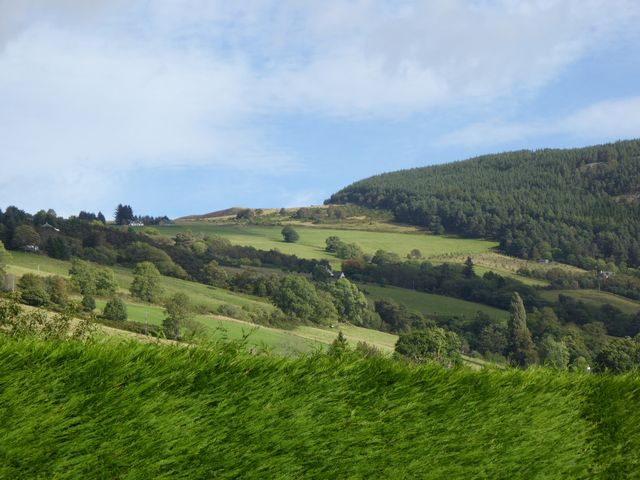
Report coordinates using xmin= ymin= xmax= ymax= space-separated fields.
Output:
xmin=540 ymin=289 xmax=640 ymax=315
xmin=6 ymin=251 xmax=273 ymax=314
xmin=4 ymin=253 xmax=488 ymax=362
xmin=359 ymin=283 xmax=510 ymax=321
xmin=472 ymin=264 xmax=550 ymax=286
xmin=155 ymin=223 xmax=498 ymax=268
xmin=1 ymin=336 xmax=639 ymax=478
xmin=93 ymin=298 xmax=322 ymax=355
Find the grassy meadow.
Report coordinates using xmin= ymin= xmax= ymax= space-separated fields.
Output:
xmin=540 ymin=289 xmax=640 ymax=315
xmin=155 ymin=223 xmax=498 ymax=268
xmin=5 ymin=251 xmax=273 ymax=314
xmin=1 ymin=336 xmax=638 ymax=479
xmin=359 ymin=283 xmax=510 ymax=321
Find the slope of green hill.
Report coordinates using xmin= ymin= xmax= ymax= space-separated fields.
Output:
xmin=329 ymin=139 xmax=640 ymax=268
xmin=5 ymin=251 xmax=273 ymax=314
xmin=1 ymin=337 xmax=638 ymax=478
xmin=154 ymin=223 xmax=497 ymax=269
xmin=359 ymin=283 xmax=510 ymax=321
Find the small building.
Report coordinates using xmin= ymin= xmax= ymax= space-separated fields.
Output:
xmin=325 ymin=267 xmax=346 ymax=280
xmin=23 ymin=245 xmax=39 ymax=252
xmin=41 ymin=222 xmax=60 ymax=232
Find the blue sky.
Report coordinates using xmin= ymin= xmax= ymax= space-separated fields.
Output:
xmin=1 ymin=0 xmax=639 ymax=219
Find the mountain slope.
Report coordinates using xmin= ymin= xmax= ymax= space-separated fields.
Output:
xmin=329 ymin=140 xmax=640 ymax=268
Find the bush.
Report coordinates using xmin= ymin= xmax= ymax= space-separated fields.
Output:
xmin=395 ymin=327 xmax=463 ymax=367
xmin=102 ymin=298 xmax=127 ymax=322
xmin=44 ymin=276 xmax=69 ymax=306
xmin=17 ymin=274 xmax=49 ymax=307
xmin=82 ymin=294 xmax=96 ymax=312
xmin=281 ymin=226 xmax=300 ymax=243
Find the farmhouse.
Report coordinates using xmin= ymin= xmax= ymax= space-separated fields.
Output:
xmin=41 ymin=222 xmax=60 ymax=232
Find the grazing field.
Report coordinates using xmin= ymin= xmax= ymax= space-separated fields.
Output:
xmin=5 ymin=252 xmax=274 ymax=314
xmin=2 ymin=336 xmax=639 ymax=479
xmin=4 ymin=252 xmax=488 ymax=363
xmin=540 ymin=289 xmax=640 ymax=315
xmin=359 ymin=283 xmax=510 ymax=321
xmin=155 ymin=223 xmax=498 ymax=268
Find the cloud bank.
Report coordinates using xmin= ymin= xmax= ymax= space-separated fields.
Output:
xmin=0 ymin=0 xmax=638 ymax=213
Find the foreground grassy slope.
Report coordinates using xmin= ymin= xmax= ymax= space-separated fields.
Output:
xmin=1 ymin=337 xmax=639 ymax=479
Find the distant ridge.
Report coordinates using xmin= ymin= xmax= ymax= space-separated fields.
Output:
xmin=176 ymin=207 xmax=245 ymax=221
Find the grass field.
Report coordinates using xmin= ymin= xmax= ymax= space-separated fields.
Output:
xmin=359 ymin=283 xmax=510 ymax=321
xmin=93 ymin=298 xmax=322 ymax=355
xmin=5 ymin=251 xmax=273 ymax=314
xmin=2 ymin=336 xmax=639 ymax=478
xmin=540 ymin=289 xmax=640 ymax=315
xmin=4 ymin=252 xmax=486 ymax=363
xmin=155 ymin=223 xmax=498 ymax=268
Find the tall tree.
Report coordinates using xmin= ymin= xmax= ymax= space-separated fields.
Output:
xmin=130 ymin=261 xmax=164 ymax=302
xmin=114 ymin=204 xmax=134 ymax=225
xmin=329 ymin=278 xmax=368 ymax=325
xmin=271 ymin=275 xmax=320 ymax=322
xmin=12 ymin=225 xmax=40 ymax=250
xmin=163 ymin=293 xmax=191 ymax=339
xmin=463 ymin=256 xmax=475 ymax=278
xmin=507 ymin=292 xmax=538 ymax=367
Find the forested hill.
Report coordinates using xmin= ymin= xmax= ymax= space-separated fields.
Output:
xmin=328 ymin=140 xmax=640 ymax=269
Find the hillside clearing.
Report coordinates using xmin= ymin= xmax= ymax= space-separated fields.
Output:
xmin=5 ymin=252 xmax=273 ymax=314
xmin=359 ymin=283 xmax=510 ymax=321
xmin=154 ymin=223 xmax=497 ymax=268
xmin=540 ymin=289 xmax=640 ymax=315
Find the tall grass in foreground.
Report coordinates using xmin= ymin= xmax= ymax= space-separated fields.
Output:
xmin=0 ymin=337 xmax=639 ymax=479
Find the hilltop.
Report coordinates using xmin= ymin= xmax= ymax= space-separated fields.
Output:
xmin=329 ymin=140 xmax=640 ymax=269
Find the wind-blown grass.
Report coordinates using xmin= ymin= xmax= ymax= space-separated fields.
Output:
xmin=1 ymin=336 xmax=638 ymax=479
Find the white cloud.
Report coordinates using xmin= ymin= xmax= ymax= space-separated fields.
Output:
xmin=0 ymin=0 xmax=638 ymax=213
xmin=438 ymin=96 xmax=640 ymax=148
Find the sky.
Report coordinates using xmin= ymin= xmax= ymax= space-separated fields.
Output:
xmin=1 ymin=0 xmax=639 ymax=219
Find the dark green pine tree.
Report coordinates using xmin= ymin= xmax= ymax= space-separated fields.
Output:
xmin=507 ymin=292 xmax=538 ymax=367
xmin=463 ymin=256 xmax=474 ymax=278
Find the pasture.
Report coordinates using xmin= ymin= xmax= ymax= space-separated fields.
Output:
xmin=155 ymin=223 xmax=498 ymax=268
xmin=359 ymin=283 xmax=510 ymax=321
xmin=5 ymin=252 xmax=274 ymax=314
xmin=540 ymin=289 xmax=640 ymax=315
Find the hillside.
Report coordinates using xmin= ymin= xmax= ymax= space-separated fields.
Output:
xmin=329 ymin=140 xmax=640 ymax=268
xmin=1 ymin=336 xmax=638 ymax=479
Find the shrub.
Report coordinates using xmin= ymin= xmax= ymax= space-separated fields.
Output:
xmin=281 ymin=226 xmax=300 ymax=243
xmin=18 ymin=274 xmax=49 ymax=307
xmin=102 ymin=298 xmax=127 ymax=322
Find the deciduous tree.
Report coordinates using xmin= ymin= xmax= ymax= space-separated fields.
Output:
xmin=103 ymin=297 xmax=127 ymax=322
xmin=130 ymin=261 xmax=164 ymax=302
xmin=163 ymin=293 xmax=191 ymax=339
xmin=395 ymin=327 xmax=462 ymax=367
